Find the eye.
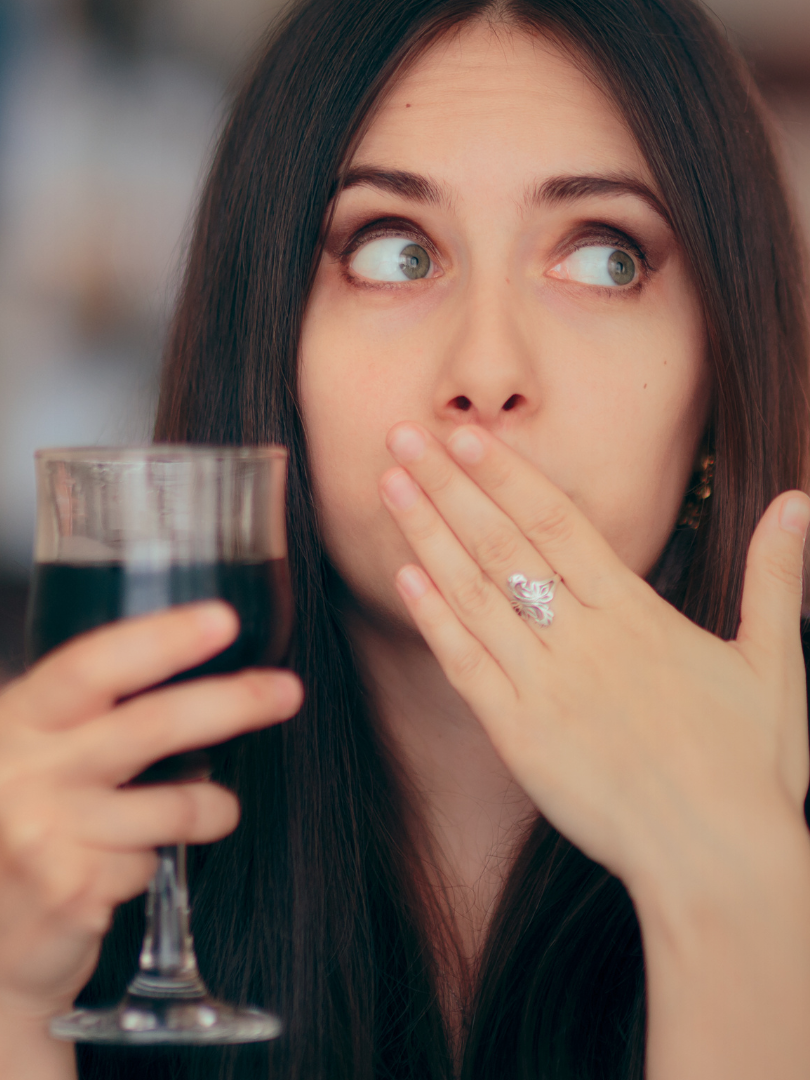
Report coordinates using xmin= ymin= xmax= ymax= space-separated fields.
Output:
xmin=550 ymin=245 xmax=638 ymax=287
xmin=349 ymin=237 xmax=433 ymax=282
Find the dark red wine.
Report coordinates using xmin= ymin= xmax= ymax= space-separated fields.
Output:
xmin=25 ymin=560 xmax=294 ymax=782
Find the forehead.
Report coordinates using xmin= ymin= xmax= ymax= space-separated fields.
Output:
xmin=351 ymin=22 xmax=652 ymax=195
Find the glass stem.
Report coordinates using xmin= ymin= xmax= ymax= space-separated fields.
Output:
xmin=126 ymin=844 xmax=208 ymax=1000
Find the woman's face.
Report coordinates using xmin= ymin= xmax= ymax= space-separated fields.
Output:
xmin=299 ymin=22 xmax=709 ymax=630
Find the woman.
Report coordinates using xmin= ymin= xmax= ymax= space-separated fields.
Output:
xmin=1 ymin=0 xmax=809 ymax=1077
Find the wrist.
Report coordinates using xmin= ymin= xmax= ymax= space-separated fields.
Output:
xmin=630 ymin=809 xmax=810 ymax=1080
xmin=623 ymin=794 xmax=810 ymax=936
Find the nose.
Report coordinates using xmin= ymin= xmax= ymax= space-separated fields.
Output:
xmin=433 ymin=280 xmax=540 ymax=429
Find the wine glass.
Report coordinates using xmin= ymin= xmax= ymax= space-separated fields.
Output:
xmin=24 ymin=445 xmax=293 ymax=1044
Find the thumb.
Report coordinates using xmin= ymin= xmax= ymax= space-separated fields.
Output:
xmin=736 ymin=491 xmax=810 ymax=664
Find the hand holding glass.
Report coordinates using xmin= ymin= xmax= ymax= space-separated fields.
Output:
xmin=24 ymin=446 xmax=293 ymax=1044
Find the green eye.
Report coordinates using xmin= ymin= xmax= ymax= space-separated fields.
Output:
xmin=399 ymin=243 xmax=431 ymax=280
xmin=607 ymin=250 xmax=635 ymax=285
xmin=551 ymin=245 xmax=639 ymax=287
xmin=350 ymin=237 xmax=433 ymax=281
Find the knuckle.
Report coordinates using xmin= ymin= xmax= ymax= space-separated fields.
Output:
xmin=473 ymin=524 xmax=524 ymax=573
xmin=448 ymin=643 xmax=487 ymax=684
xmin=453 ymin=571 xmax=494 ymax=616
xmin=427 ymin=459 xmax=456 ymax=495
xmin=763 ymin=551 xmax=802 ymax=590
xmin=408 ymin=512 xmax=441 ymax=546
xmin=524 ymin=502 xmax=573 ymax=550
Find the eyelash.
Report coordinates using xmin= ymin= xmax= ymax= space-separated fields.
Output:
xmin=337 ymin=218 xmax=439 ymax=288
xmin=336 ymin=218 xmax=653 ymax=293
xmin=560 ymin=227 xmax=652 ymax=297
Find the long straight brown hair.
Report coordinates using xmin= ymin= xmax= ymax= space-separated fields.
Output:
xmin=77 ymin=1 xmax=810 ymax=1078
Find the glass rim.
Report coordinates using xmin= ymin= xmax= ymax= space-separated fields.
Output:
xmin=34 ymin=444 xmax=288 ymax=464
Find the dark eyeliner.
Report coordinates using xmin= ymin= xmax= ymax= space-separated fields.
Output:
xmin=547 ymin=221 xmax=658 ymax=299
xmin=566 ymin=222 xmax=655 ymax=273
xmin=336 ymin=217 xmax=438 ymax=264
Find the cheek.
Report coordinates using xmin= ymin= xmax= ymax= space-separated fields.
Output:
xmin=297 ymin=278 xmax=429 ymax=603
xmin=534 ymin=275 xmax=709 ymax=574
xmin=297 ymin=265 xmax=442 ymax=504
xmin=300 ymin=273 xmax=383 ymax=489
xmin=297 ymin=336 xmax=379 ymax=552
xmin=298 ymin=352 xmax=394 ymax=603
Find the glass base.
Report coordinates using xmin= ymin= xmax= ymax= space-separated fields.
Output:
xmin=50 ymin=995 xmax=283 ymax=1045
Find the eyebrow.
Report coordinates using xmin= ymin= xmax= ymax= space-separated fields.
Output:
xmin=339 ymin=166 xmax=671 ymax=227
xmin=528 ymin=174 xmax=671 ymax=226
xmin=341 ymin=167 xmax=451 ymax=208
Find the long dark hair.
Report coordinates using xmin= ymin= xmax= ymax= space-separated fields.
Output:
xmin=77 ymin=1 xmax=810 ymax=1078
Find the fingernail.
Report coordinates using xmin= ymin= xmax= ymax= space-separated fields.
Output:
xmin=448 ymin=427 xmax=484 ymax=465
xmin=382 ymin=469 xmax=420 ymax=510
xmin=779 ymin=495 xmax=810 ymax=537
xmin=388 ymin=425 xmax=426 ymax=463
xmin=397 ymin=565 xmax=428 ymax=599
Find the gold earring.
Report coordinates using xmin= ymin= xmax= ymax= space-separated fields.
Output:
xmin=678 ymin=451 xmax=714 ymax=530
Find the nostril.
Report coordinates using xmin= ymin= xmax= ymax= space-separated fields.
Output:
xmin=451 ymin=395 xmax=472 ymax=412
xmin=502 ymin=394 xmax=523 ymax=412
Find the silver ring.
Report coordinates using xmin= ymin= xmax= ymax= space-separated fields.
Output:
xmin=507 ymin=573 xmax=561 ymax=628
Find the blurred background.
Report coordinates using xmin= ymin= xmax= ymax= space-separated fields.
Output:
xmin=0 ymin=0 xmax=808 ymax=682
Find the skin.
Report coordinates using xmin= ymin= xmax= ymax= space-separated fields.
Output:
xmin=0 ymin=19 xmax=809 ymax=1080
xmin=303 ymin=29 xmax=710 ymax=616
xmin=0 ymin=607 xmax=302 ymax=1079
xmin=300 ymin=23 xmax=710 ymax=959
xmin=299 ymin=21 xmax=810 ymax=1080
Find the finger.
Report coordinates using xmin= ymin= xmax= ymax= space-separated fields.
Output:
xmin=13 ymin=602 xmax=239 ymax=731
xmin=380 ymin=467 xmax=550 ymax=680
xmin=386 ymin=424 xmax=573 ymax=612
xmin=444 ymin=424 xmax=631 ymax=607
xmin=736 ymin=491 xmax=810 ymax=671
xmin=72 ymin=669 xmax=302 ymax=784
xmin=71 ymin=783 xmax=240 ymax=850
xmin=12 ymin=845 xmax=157 ymax=926
xmin=80 ymin=851 xmax=158 ymax=911
xmin=395 ymin=564 xmax=517 ymax=718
